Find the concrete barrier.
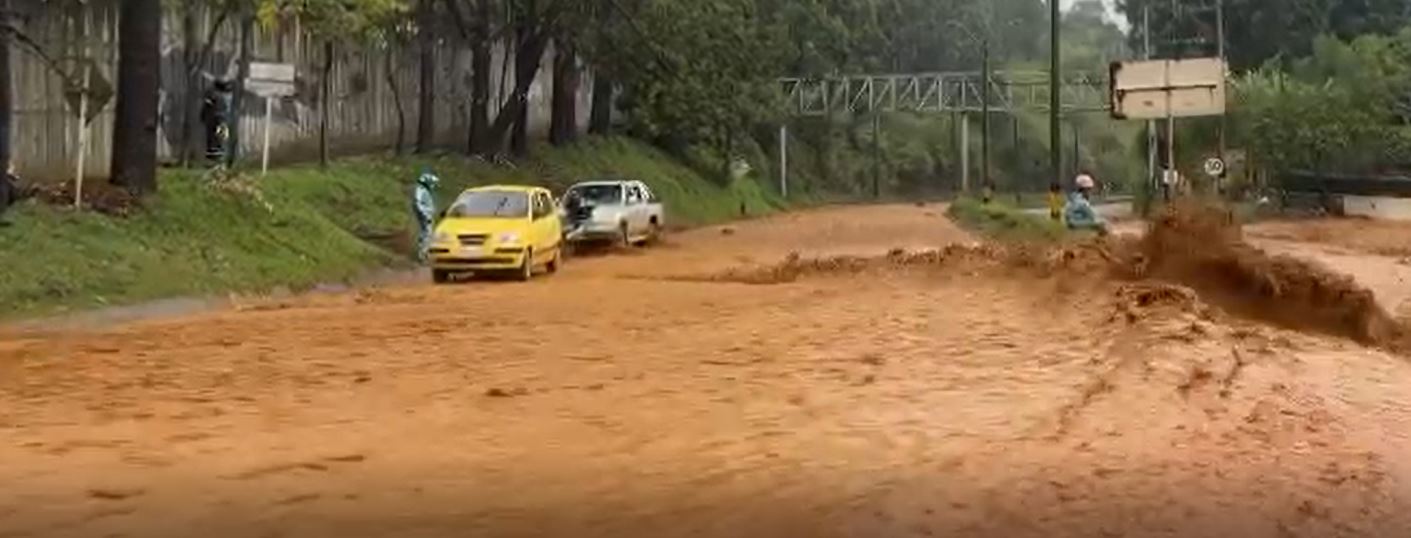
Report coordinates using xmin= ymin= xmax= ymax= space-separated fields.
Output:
xmin=1342 ymin=196 xmax=1411 ymax=221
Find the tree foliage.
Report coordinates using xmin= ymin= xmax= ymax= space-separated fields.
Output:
xmin=1232 ymin=28 xmax=1411 ymax=176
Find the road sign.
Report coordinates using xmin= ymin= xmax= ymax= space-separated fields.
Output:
xmin=62 ymin=61 xmax=113 ymax=125
xmin=247 ymin=62 xmax=297 ymax=176
xmin=1110 ymin=57 xmax=1227 ymax=120
xmin=247 ymin=62 xmax=296 ymax=98
xmin=1204 ymin=157 xmax=1225 ymax=177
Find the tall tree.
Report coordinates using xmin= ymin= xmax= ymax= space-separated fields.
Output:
xmin=586 ymin=0 xmax=615 ymax=135
xmin=0 ymin=0 xmax=13 ymax=176
xmin=440 ymin=0 xmax=500 ymax=156
xmin=415 ymin=0 xmax=436 ymax=153
xmin=549 ymin=38 xmax=579 ymax=145
xmin=110 ymin=0 xmax=162 ymax=194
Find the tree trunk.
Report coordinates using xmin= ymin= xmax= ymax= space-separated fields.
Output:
xmin=508 ymin=0 xmax=533 ymax=158
xmin=179 ymin=0 xmax=199 ymax=166
xmin=227 ymin=9 xmax=254 ymax=166
xmin=467 ymin=0 xmax=492 ymax=156
xmin=511 ymin=98 xmax=528 ymax=157
xmin=485 ymin=32 xmax=549 ymax=150
xmin=549 ymin=41 xmax=579 ymax=146
xmin=587 ymin=0 xmax=612 ymax=136
xmin=386 ymin=48 xmax=406 ymax=156
xmin=110 ymin=0 xmax=162 ymax=194
xmin=319 ymin=40 xmax=333 ymax=167
xmin=588 ymin=69 xmax=612 ymax=135
xmin=415 ymin=0 xmax=436 ymax=153
xmin=484 ymin=12 xmax=552 ymax=155
xmin=0 ymin=0 xmax=12 ymax=175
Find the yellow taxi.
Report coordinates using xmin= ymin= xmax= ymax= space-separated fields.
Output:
xmin=428 ymin=185 xmax=563 ymax=283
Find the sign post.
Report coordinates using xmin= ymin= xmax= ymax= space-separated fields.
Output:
xmin=62 ymin=60 xmax=112 ymax=210
xmin=1110 ymin=57 xmax=1228 ymax=198
xmin=246 ymin=62 xmax=297 ymax=176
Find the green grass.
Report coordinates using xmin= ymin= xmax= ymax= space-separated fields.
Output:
xmin=945 ymin=197 xmax=1069 ymax=242
xmin=0 ymin=137 xmax=785 ymax=319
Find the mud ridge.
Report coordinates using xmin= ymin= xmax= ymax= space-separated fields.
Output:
xmin=659 ymin=202 xmax=1411 ymax=354
xmin=1134 ymin=202 xmax=1411 ymax=353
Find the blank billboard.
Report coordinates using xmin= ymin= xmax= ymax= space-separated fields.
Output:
xmin=1110 ymin=58 xmax=1227 ymax=119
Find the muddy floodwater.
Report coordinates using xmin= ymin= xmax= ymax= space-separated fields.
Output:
xmin=3 ymin=204 xmax=1411 ymax=537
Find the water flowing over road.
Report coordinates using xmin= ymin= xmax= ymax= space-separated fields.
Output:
xmin=3 ymin=204 xmax=1411 ymax=538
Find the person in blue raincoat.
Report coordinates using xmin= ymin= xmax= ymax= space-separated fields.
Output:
xmin=1063 ymin=190 xmax=1108 ymax=236
xmin=412 ymin=167 xmax=440 ymax=262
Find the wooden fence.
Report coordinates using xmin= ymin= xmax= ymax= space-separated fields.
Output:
xmin=10 ymin=1 xmax=589 ymax=183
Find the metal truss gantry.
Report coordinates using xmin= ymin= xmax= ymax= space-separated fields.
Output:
xmin=779 ymin=71 xmax=1110 ymax=116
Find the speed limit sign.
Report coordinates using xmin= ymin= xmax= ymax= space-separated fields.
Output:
xmin=1204 ymin=157 xmax=1226 ymax=178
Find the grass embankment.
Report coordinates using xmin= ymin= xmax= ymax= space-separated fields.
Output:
xmin=0 ymin=137 xmax=784 ymax=319
xmin=945 ymin=197 xmax=1068 ymax=242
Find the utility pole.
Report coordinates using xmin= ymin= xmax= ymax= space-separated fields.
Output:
xmin=872 ymin=113 xmax=881 ymax=199
xmin=981 ymin=35 xmax=991 ymax=198
xmin=1216 ymin=0 xmax=1227 ymax=194
xmin=1144 ymin=5 xmax=1156 ymax=197
xmin=778 ymin=124 xmax=788 ymax=198
xmin=1048 ymin=0 xmax=1061 ymax=191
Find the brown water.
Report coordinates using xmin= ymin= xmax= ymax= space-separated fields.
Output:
xmin=2 ymin=204 xmax=1410 ymax=537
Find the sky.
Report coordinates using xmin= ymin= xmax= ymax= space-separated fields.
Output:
xmin=1062 ymin=0 xmax=1129 ymax=31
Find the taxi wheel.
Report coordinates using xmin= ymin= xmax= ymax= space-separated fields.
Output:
xmin=546 ymin=248 xmax=561 ymax=274
xmin=515 ymin=250 xmax=534 ymax=282
xmin=432 ymin=269 xmax=451 ymax=284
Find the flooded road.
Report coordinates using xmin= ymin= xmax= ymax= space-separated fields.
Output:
xmin=3 ymin=205 xmax=1411 ymax=537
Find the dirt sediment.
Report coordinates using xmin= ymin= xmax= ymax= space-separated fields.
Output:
xmin=678 ymin=201 xmax=1410 ymax=354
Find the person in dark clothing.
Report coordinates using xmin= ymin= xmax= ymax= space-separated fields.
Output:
xmin=0 ymin=163 xmax=16 ymax=226
xmin=201 ymin=79 xmax=233 ymax=164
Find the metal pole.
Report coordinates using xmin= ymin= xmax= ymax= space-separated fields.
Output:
xmin=981 ymin=36 xmax=991 ymax=197
xmin=1072 ymin=121 xmax=1079 ymax=179
xmin=1215 ymin=0 xmax=1227 ymax=194
xmin=74 ymin=70 xmax=89 ymax=209
xmin=872 ymin=113 xmax=881 ymax=199
xmin=778 ymin=124 xmax=788 ymax=198
xmin=1144 ymin=5 xmax=1156 ymax=194
xmin=1048 ymin=0 xmax=1061 ymax=192
xmin=1165 ymin=58 xmax=1175 ymax=195
xmin=960 ymin=115 xmax=970 ymax=193
xmin=261 ymin=97 xmax=273 ymax=176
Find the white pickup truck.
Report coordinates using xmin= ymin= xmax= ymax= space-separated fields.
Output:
xmin=559 ymin=179 xmax=665 ymax=247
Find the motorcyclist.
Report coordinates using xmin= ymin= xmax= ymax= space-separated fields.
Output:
xmin=1063 ymin=189 xmax=1109 ymax=236
xmin=412 ymin=167 xmax=440 ymax=262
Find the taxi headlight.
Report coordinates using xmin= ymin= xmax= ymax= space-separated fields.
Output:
xmin=498 ymin=232 xmax=521 ymax=245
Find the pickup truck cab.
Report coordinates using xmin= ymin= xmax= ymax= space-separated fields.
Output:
xmin=559 ymin=179 xmax=665 ymax=247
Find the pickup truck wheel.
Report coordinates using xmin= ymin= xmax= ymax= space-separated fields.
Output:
xmin=646 ymin=220 xmax=662 ymax=245
xmin=619 ymin=224 xmax=632 ymax=249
